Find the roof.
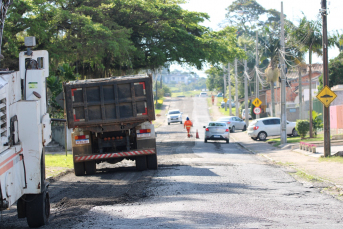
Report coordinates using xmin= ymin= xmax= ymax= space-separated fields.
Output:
xmin=286 ymin=64 xmax=323 ymax=80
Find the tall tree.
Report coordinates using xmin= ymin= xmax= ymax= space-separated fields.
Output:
xmin=2 ymin=0 xmax=245 ymax=79
xmin=318 ymin=52 xmax=343 ymax=90
xmin=290 ymin=16 xmax=324 ymax=138
xmin=332 ymin=31 xmax=343 ymax=53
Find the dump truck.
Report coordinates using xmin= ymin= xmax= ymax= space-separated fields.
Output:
xmin=63 ymin=75 xmax=157 ymax=176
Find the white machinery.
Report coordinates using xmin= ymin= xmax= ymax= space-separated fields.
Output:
xmin=0 ymin=36 xmax=51 ymax=228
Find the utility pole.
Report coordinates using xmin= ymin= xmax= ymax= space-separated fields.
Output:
xmin=298 ymin=66 xmax=303 ymax=119
xmin=244 ymin=44 xmax=249 ymax=127
xmin=255 ymin=31 xmax=260 ymax=119
xmin=228 ymin=63 xmax=232 ymax=115
xmin=309 ymin=52 xmax=313 ymax=138
xmin=321 ymin=0 xmax=331 ymax=157
xmin=235 ymin=58 xmax=239 ymax=117
xmin=280 ymin=2 xmax=287 ymax=144
xmin=224 ymin=64 xmax=227 ymax=111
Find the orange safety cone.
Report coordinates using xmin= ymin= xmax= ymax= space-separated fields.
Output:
xmin=196 ymin=129 xmax=199 ymax=139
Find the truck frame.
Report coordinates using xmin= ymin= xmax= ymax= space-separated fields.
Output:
xmin=63 ymin=75 xmax=157 ymax=175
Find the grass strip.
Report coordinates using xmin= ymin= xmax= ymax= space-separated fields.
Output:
xmin=319 ymin=156 xmax=343 ymax=164
xmin=266 ymin=134 xmax=325 ymax=147
xmin=45 ymin=154 xmax=73 ymax=178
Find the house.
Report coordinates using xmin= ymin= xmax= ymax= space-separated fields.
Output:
xmin=331 ymin=85 xmax=343 ymax=106
xmin=288 ymin=64 xmax=322 ymax=103
xmin=261 ymin=64 xmax=322 ymax=119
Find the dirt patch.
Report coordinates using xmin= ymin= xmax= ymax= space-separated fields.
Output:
xmin=46 ymin=166 xmax=73 ymax=178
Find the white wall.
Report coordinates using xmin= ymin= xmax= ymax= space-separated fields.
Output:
xmin=303 ymin=89 xmax=317 ymax=101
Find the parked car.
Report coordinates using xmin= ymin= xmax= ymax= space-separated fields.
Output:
xmin=166 ymin=109 xmax=183 ymax=125
xmin=220 ymin=101 xmax=236 ymax=108
xmin=216 ymin=92 xmax=223 ymax=97
xmin=247 ymin=117 xmax=298 ymax=141
xmin=217 ymin=116 xmax=246 ymax=132
xmin=241 ymin=108 xmax=252 ymax=119
xmin=203 ymin=121 xmax=230 ymax=143
xmin=199 ymin=92 xmax=208 ymax=97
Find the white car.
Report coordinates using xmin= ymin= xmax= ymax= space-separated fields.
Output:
xmin=199 ymin=92 xmax=207 ymax=97
xmin=166 ymin=109 xmax=183 ymax=125
xmin=247 ymin=117 xmax=298 ymax=141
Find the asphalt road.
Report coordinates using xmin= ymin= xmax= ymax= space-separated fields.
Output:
xmin=2 ymin=97 xmax=343 ymax=228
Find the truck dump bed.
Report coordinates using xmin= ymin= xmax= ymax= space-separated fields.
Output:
xmin=64 ymin=75 xmax=155 ymax=130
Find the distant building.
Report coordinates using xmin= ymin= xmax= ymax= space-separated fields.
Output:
xmin=163 ymin=73 xmax=189 ymax=84
xmin=161 ymin=69 xmax=199 ymax=85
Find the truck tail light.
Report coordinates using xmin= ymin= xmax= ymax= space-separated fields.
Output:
xmin=225 ymin=129 xmax=229 ymax=132
xmin=75 ymin=135 xmax=86 ymax=140
xmin=227 ymin=122 xmax=231 ymax=124
xmin=205 ymin=128 xmax=209 ymax=131
xmin=253 ymin=126 xmax=259 ymax=130
xmin=138 ymin=129 xmax=151 ymax=133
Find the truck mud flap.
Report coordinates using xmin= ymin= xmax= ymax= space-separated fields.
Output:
xmin=74 ymin=149 xmax=156 ymax=162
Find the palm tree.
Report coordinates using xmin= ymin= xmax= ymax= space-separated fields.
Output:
xmin=291 ymin=16 xmax=324 ymax=138
xmin=261 ymin=23 xmax=281 ymax=117
xmin=332 ymin=31 xmax=343 ymax=53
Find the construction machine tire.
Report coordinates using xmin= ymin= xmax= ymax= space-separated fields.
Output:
xmin=26 ymin=190 xmax=50 ymax=228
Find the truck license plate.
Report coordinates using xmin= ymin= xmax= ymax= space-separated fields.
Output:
xmin=75 ymin=139 xmax=90 ymax=144
xmin=137 ymin=133 xmax=151 ymax=138
xmin=214 ymin=135 xmax=220 ymax=138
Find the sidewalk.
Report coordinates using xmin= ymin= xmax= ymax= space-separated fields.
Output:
xmin=209 ymin=98 xmax=343 ymax=191
xmin=153 ymin=98 xmax=171 ymax=128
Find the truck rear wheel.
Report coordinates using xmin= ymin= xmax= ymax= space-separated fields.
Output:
xmin=85 ymin=161 xmax=96 ymax=175
xmin=26 ymin=190 xmax=50 ymax=228
xmin=74 ymin=162 xmax=85 ymax=176
xmin=147 ymin=153 xmax=158 ymax=170
xmin=136 ymin=156 xmax=147 ymax=171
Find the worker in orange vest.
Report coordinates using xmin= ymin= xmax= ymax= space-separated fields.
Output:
xmin=184 ymin=117 xmax=193 ymax=138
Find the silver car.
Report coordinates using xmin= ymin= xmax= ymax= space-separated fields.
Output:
xmin=247 ymin=117 xmax=298 ymax=141
xmin=203 ymin=122 xmax=230 ymax=143
xmin=217 ymin=116 xmax=247 ymax=132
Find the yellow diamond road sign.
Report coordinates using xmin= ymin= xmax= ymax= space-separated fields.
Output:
xmin=223 ymin=98 xmax=228 ymax=103
xmin=252 ymin=98 xmax=262 ymax=107
xmin=316 ymin=85 xmax=337 ymax=107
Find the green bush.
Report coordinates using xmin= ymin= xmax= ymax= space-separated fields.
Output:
xmin=312 ymin=111 xmax=323 ymax=136
xmin=296 ymin=120 xmax=310 ymax=139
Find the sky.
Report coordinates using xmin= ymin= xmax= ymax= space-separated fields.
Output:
xmin=171 ymin=0 xmax=343 ymax=77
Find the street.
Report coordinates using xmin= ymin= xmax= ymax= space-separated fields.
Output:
xmin=2 ymin=97 xmax=343 ymax=228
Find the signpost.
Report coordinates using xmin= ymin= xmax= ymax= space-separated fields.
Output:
xmin=252 ymin=98 xmax=262 ymax=107
xmin=253 ymin=107 xmax=261 ymax=115
xmin=316 ymin=85 xmax=337 ymax=107
xmin=223 ymin=98 xmax=228 ymax=103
